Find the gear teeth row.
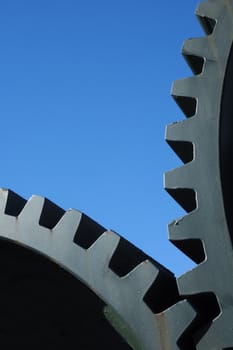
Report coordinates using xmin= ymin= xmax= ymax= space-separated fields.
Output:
xmin=166 ymin=0 xmax=233 ymax=348
xmin=0 ymin=188 xmax=196 ymax=349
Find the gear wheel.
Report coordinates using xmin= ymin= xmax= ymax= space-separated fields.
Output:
xmin=165 ymin=0 xmax=233 ymax=348
xmin=0 ymin=188 xmax=196 ymax=349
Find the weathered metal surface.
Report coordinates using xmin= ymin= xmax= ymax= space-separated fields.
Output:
xmin=2 ymin=1 xmax=233 ymax=349
xmin=0 ymin=189 xmax=195 ymax=349
xmin=165 ymin=0 xmax=233 ymax=348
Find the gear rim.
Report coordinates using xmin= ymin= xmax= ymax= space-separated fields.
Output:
xmin=165 ymin=0 xmax=233 ymax=348
xmin=0 ymin=188 xmax=196 ymax=349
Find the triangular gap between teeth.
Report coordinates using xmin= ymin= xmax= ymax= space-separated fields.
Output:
xmin=170 ymin=239 xmax=205 ymax=264
xmin=109 ymin=237 xmax=153 ymax=277
xmin=166 ymin=140 xmax=194 ymax=164
xmin=166 ymin=188 xmax=197 ymax=213
xmin=173 ymin=96 xmax=197 ymax=118
xmin=197 ymin=15 xmax=216 ymax=35
xmin=183 ymin=54 xmax=205 ymax=75
xmin=73 ymin=213 xmax=106 ymax=249
xmin=143 ymin=270 xmax=179 ymax=313
xmin=39 ymin=198 xmax=65 ymax=229
xmin=4 ymin=190 xmax=27 ymax=217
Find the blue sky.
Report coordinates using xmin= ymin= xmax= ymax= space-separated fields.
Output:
xmin=0 ymin=0 xmax=203 ymax=276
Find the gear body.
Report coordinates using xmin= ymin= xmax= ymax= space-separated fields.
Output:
xmin=0 ymin=189 xmax=196 ymax=349
xmin=165 ymin=1 xmax=233 ymax=348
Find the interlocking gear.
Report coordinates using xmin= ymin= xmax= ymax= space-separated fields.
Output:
xmin=165 ymin=0 xmax=233 ymax=348
xmin=2 ymin=1 xmax=233 ymax=349
xmin=0 ymin=189 xmax=196 ymax=349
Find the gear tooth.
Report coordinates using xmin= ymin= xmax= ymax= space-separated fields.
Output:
xmin=53 ymin=209 xmax=82 ymax=241
xmin=196 ymin=0 xmax=222 ymax=19
xmin=87 ymin=230 xmax=120 ymax=267
xmin=165 ymin=162 xmax=198 ymax=213
xmin=0 ymin=188 xmax=9 ymax=213
xmin=163 ymin=300 xmax=196 ymax=345
xmin=168 ymin=211 xmax=202 ymax=241
xmin=182 ymin=37 xmax=211 ymax=65
xmin=195 ymin=321 xmax=216 ymax=350
xmin=182 ymin=38 xmax=206 ymax=75
xmin=172 ymin=79 xmax=198 ymax=118
xmin=165 ymin=163 xmax=195 ymax=190
xmin=18 ymin=195 xmax=45 ymax=223
xmin=177 ymin=263 xmax=210 ymax=296
xmin=195 ymin=1 xmax=221 ymax=35
xmin=0 ymin=189 xmax=27 ymax=216
xmin=166 ymin=119 xmax=196 ymax=165
xmin=166 ymin=118 xmax=196 ymax=142
xmin=196 ymin=313 xmax=233 ymax=350
xmin=168 ymin=212 xmax=206 ymax=264
xmin=125 ymin=260 xmax=158 ymax=297
xmin=172 ymin=77 xmax=199 ymax=98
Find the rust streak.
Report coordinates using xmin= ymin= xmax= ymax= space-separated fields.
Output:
xmin=156 ymin=312 xmax=170 ymax=350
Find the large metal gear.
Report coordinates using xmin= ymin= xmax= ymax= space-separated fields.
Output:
xmin=0 ymin=188 xmax=196 ymax=349
xmin=3 ymin=1 xmax=233 ymax=349
xmin=165 ymin=0 xmax=233 ymax=348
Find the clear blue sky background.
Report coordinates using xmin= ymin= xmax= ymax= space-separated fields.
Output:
xmin=0 ymin=1 xmax=203 ymax=276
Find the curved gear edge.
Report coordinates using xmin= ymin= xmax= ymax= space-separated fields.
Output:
xmin=165 ymin=0 xmax=233 ymax=348
xmin=0 ymin=188 xmax=196 ymax=350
